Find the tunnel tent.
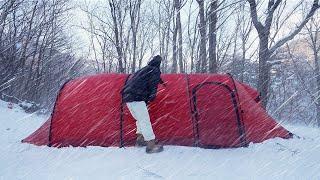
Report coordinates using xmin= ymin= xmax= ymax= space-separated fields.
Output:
xmin=22 ymin=73 xmax=292 ymax=148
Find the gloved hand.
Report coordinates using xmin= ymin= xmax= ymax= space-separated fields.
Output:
xmin=159 ymin=78 xmax=167 ymax=87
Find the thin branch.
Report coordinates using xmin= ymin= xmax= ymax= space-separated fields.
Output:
xmin=270 ymin=1 xmax=320 ymax=54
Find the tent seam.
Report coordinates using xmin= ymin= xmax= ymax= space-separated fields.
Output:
xmin=119 ymin=74 xmax=131 ymax=148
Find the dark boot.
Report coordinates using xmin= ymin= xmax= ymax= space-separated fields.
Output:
xmin=146 ymin=139 xmax=163 ymax=154
xmin=136 ymin=134 xmax=147 ymax=147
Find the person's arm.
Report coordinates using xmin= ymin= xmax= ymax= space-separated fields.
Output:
xmin=148 ymin=68 xmax=161 ymax=102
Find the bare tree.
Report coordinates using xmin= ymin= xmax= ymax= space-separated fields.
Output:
xmin=0 ymin=0 xmax=82 ymax=110
xmin=109 ymin=0 xmax=126 ymax=73
xmin=151 ymin=0 xmax=174 ymax=73
xmin=232 ymin=1 xmax=253 ymax=82
xmin=247 ymin=0 xmax=320 ymax=107
xmin=172 ymin=0 xmax=185 ymax=73
xmin=196 ymin=0 xmax=207 ymax=73
xmin=304 ymin=12 xmax=320 ymax=126
xmin=177 ymin=0 xmax=184 ymax=73
xmin=186 ymin=0 xmax=199 ymax=73
xmin=208 ymin=0 xmax=218 ymax=73
xmin=129 ymin=0 xmax=142 ymax=73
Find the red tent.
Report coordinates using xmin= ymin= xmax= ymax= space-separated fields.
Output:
xmin=22 ymin=73 xmax=292 ymax=148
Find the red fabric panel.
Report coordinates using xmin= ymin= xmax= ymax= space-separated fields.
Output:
xmin=188 ymin=74 xmax=243 ymax=147
xmin=22 ymin=73 xmax=292 ymax=148
xmin=150 ymin=74 xmax=194 ymax=145
xmin=195 ymin=84 xmax=241 ymax=147
xmin=122 ymin=74 xmax=194 ymax=146
xmin=22 ymin=118 xmax=50 ymax=146
xmin=235 ymin=82 xmax=292 ymax=143
xmin=50 ymin=74 xmax=126 ymax=147
xmin=188 ymin=74 xmax=235 ymax=91
xmin=240 ymin=82 xmax=260 ymax=102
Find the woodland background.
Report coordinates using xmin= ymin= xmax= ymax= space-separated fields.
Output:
xmin=0 ymin=0 xmax=320 ymax=126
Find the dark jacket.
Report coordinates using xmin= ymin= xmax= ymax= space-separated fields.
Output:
xmin=122 ymin=56 xmax=163 ymax=103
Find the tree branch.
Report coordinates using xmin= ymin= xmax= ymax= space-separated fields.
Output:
xmin=247 ymin=0 xmax=264 ymax=31
xmin=265 ymin=0 xmax=282 ymax=29
xmin=270 ymin=0 xmax=320 ymax=54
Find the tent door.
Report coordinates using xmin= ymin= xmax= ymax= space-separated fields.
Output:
xmin=192 ymin=82 xmax=243 ymax=148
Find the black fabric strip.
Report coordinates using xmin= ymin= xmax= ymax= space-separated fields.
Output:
xmin=192 ymin=90 xmax=200 ymax=146
xmin=226 ymin=74 xmax=248 ymax=146
xmin=191 ymin=81 xmax=246 ymax=148
xmin=48 ymin=79 xmax=72 ymax=147
xmin=119 ymin=74 xmax=131 ymax=148
xmin=229 ymin=89 xmax=247 ymax=147
xmin=184 ymin=74 xmax=197 ymax=146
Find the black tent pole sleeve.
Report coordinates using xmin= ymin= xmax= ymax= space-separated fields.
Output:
xmin=226 ymin=73 xmax=248 ymax=147
xmin=185 ymin=74 xmax=197 ymax=147
xmin=119 ymin=75 xmax=131 ymax=148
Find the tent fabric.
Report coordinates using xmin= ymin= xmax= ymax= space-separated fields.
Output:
xmin=22 ymin=73 xmax=292 ymax=148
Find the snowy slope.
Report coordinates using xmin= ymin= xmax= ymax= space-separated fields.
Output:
xmin=0 ymin=100 xmax=320 ymax=180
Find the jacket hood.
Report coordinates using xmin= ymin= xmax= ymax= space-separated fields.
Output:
xmin=148 ymin=55 xmax=162 ymax=68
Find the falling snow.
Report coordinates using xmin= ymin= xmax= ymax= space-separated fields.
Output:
xmin=0 ymin=100 xmax=320 ymax=180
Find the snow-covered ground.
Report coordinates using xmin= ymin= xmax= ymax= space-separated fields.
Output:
xmin=0 ymin=100 xmax=320 ymax=180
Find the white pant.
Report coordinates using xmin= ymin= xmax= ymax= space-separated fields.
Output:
xmin=126 ymin=101 xmax=156 ymax=141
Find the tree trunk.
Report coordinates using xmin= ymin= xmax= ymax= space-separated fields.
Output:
xmin=197 ymin=0 xmax=207 ymax=73
xmin=164 ymin=14 xmax=171 ymax=73
xmin=172 ymin=7 xmax=178 ymax=73
xmin=240 ymin=39 xmax=246 ymax=82
xmin=257 ymin=34 xmax=271 ymax=107
xmin=208 ymin=0 xmax=218 ymax=73
xmin=247 ymin=0 xmax=320 ymax=108
xmin=109 ymin=0 xmax=124 ymax=73
xmin=132 ymin=30 xmax=137 ymax=73
xmin=130 ymin=0 xmax=141 ymax=73
xmin=314 ymin=52 xmax=320 ymax=127
xmin=177 ymin=0 xmax=184 ymax=73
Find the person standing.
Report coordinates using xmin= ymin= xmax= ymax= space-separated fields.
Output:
xmin=122 ymin=55 xmax=165 ymax=154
